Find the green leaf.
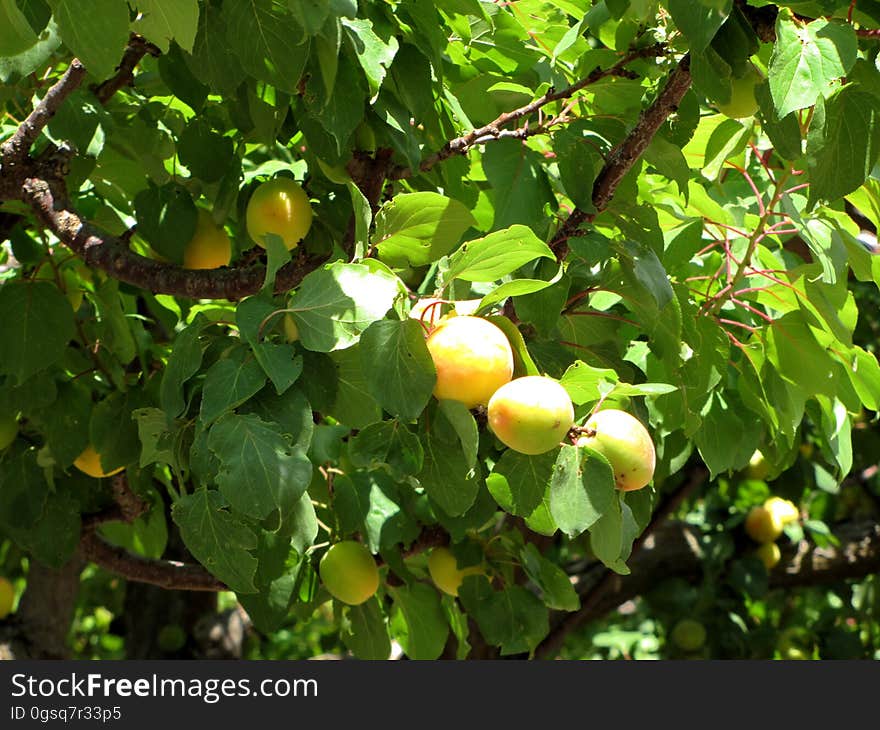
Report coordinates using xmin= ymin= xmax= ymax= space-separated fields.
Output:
xmin=289 ymin=262 xmax=400 ymax=352
xmin=341 ymin=598 xmax=391 ymax=659
xmin=444 ymin=225 xmax=555 ymax=284
xmin=519 ymin=543 xmax=580 ymax=611
xmin=374 ymin=192 xmax=476 ymax=267
xmin=334 ymin=470 xmax=420 ymax=553
xmin=253 ymin=344 xmax=302 ymax=396
xmin=437 ymin=400 xmax=478 ymax=469
xmin=90 ymin=392 xmax=141 ymax=472
xmin=223 ymin=0 xmax=310 ymax=94
xmin=132 ymin=407 xmax=176 ymax=468
xmin=199 ymin=351 xmax=267 ymax=425
xmin=177 ymin=119 xmax=235 ymax=183
xmin=185 ymin=4 xmax=246 ymax=94
xmin=0 ymin=0 xmax=37 ymax=56
xmin=390 ymin=583 xmax=449 ymax=660
xmin=172 ymin=489 xmax=258 ymax=594
xmin=134 ymin=0 xmax=199 ymax=53
xmin=208 ymin=414 xmax=313 ymax=524
xmin=240 ymin=386 xmax=313 ymax=452
xmin=92 ymin=280 xmax=136 ymax=365
xmin=419 ymin=431 xmax=480 ymax=517
xmin=477 ymin=264 xmax=565 ymax=313
xmin=347 ymin=420 xmax=424 ymax=478
xmin=0 ymin=451 xmax=49 ymax=530
xmin=288 ymin=0 xmax=328 ymax=35
xmin=589 ymin=493 xmax=628 ymax=574
xmin=236 ymin=529 xmax=298 ymax=632
xmin=549 ymin=444 xmax=616 ymax=538
xmin=560 ymin=360 xmax=619 ymax=405
xmin=50 ymin=0 xmax=129 ymax=78
xmin=807 ymin=85 xmax=880 ymax=207
xmin=482 ymin=139 xmax=555 ymax=233
xmin=0 ymin=281 xmax=74 ymax=384
xmin=134 ymin=182 xmax=197 ymax=265
xmin=327 ymin=346 xmax=383 ymax=429
xmin=341 ymin=17 xmax=399 ymax=101
xmin=41 ymin=381 xmax=91 ymax=468
xmin=359 ymin=319 xmax=436 ymax=421
xmin=159 ymin=314 xmax=208 ymax=418
xmin=667 ymin=0 xmax=731 ymax=53
xmin=768 ymin=11 xmax=858 ymax=118
xmin=553 ymin=119 xmax=616 ymax=212
xmin=10 ymin=492 xmax=81 ymax=568
xmin=458 ymin=579 xmax=549 ymax=656
xmin=486 ymin=449 xmax=555 ymax=517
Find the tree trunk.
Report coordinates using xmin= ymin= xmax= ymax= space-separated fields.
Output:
xmin=0 ymin=555 xmax=84 ymax=659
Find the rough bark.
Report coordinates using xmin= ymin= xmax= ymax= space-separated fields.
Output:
xmin=0 ymin=557 xmax=84 ymax=659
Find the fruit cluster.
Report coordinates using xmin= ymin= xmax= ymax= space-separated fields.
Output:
xmin=744 ymin=495 xmax=800 ymax=570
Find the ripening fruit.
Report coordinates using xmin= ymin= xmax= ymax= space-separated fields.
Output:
xmin=0 ymin=412 xmax=18 ymax=451
xmin=283 ymin=314 xmax=300 ymax=343
xmin=246 ymin=177 xmax=313 ymax=250
xmin=183 ymin=209 xmax=232 ymax=270
xmin=0 ymin=576 xmax=13 ymax=619
xmin=427 ymin=547 xmax=485 ymax=597
xmin=73 ymin=444 xmax=125 ymax=479
xmin=319 ymin=541 xmax=380 ymax=606
xmin=426 ymin=316 xmax=514 ymax=409
xmin=764 ymin=496 xmax=799 ymax=526
xmin=746 ymin=449 xmax=770 ymax=480
xmin=744 ymin=504 xmax=784 ymax=543
xmin=576 ymin=409 xmax=656 ymax=491
xmin=716 ymin=64 xmax=762 ymax=119
xmin=755 ymin=541 xmax=781 ymax=571
xmin=488 ymin=376 xmax=574 ymax=455
xmin=670 ymin=619 xmax=706 ymax=652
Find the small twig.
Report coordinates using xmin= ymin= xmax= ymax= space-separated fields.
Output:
xmin=92 ymin=34 xmax=161 ymax=104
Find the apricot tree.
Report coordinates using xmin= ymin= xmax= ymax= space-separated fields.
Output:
xmin=1 ymin=1 xmax=880 ymax=661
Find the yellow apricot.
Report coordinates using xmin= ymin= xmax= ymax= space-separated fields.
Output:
xmin=246 ymin=177 xmax=313 ymax=250
xmin=427 ymin=547 xmax=484 ymax=597
xmin=577 ymin=409 xmax=656 ymax=491
xmin=183 ymin=209 xmax=232 ymax=270
xmin=764 ymin=496 xmax=799 ymax=526
xmin=744 ymin=505 xmax=783 ymax=543
xmin=488 ymin=376 xmax=574 ymax=455
xmin=425 ymin=315 xmax=514 ymax=409
xmin=716 ymin=64 xmax=762 ymax=119
xmin=755 ymin=541 xmax=781 ymax=570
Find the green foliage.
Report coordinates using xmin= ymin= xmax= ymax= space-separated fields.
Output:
xmin=1 ymin=0 xmax=880 ymax=661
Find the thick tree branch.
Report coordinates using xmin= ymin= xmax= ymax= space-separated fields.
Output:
xmin=19 ymin=176 xmax=324 ymax=299
xmin=388 ymin=44 xmax=667 ymax=181
xmin=80 ymin=532 xmax=228 ymax=592
xmin=549 ymin=54 xmax=693 ymax=259
xmin=534 ymin=518 xmax=880 ymax=659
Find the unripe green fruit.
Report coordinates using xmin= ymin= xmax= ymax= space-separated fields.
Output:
xmin=246 ymin=178 xmax=313 ymax=250
xmin=319 ymin=541 xmax=380 ymax=606
xmin=0 ymin=412 xmax=18 ymax=451
xmin=427 ymin=547 xmax=485 ymax=597
xmin=0 ymin=576 xmax=14 ymax=619
xmin=426 ymin=315 xmax=514 ymax=409
xmin=777 ymin=627 xmax=813 ymax=660
xmin=487 ymin=376 xmax=574 ymax=455
xmin=744 ymin=505 xmax=783 ymax=543
xmin=576 ymin=409 xmax=656 ymax=491
xmin=283 ymin=314 xmax=300 ymax=343
xmin=670 ymin=619 xmax=706 ymax=652
xmin=717 ymin=65 xmax=762 ymax=119
xmin=755 ymin=541 xmax=781 ymax=570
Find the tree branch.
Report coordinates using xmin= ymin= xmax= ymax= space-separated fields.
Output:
xmin=388 ymin=44 xmax=667 ymax=181
xmin=535 ymin=517 xmax=880 ymax=659
xmin=91 ymin=34 xmax=161 ymax=104
xmin=0 ymin=60 xmax=86 ymax=169
xmin=80 ymin=532 xmax=228 ymax=592
xmin=549 ymin=54 xmax=693 ymax=259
